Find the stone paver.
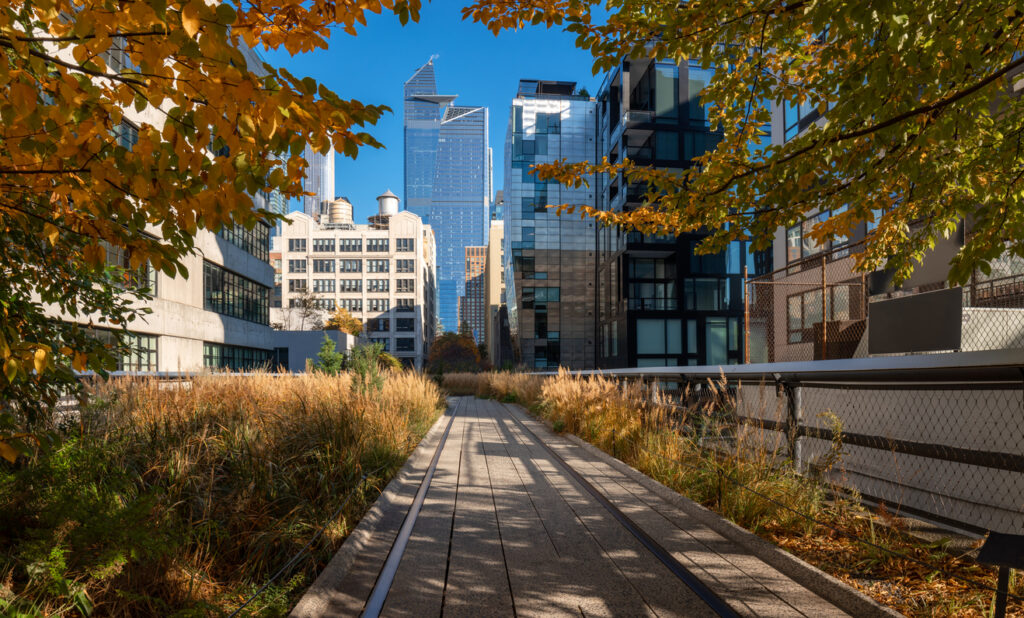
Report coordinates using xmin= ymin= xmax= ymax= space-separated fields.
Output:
xmin=295 ymin=397 xmax=893 ymax=617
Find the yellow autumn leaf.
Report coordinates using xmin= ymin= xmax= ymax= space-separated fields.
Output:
xmin=181 ymin=2 xmax=201 ymax=37
xmin=33 ymin=348 xmax=48 ymax=373
xmin=0 ymin=440 xmax=20 ymax=464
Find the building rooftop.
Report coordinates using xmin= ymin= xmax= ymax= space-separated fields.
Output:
xmin=516 ymin=79 xmax=585 ymax=99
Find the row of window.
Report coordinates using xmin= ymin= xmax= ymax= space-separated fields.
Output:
xmin=219 ymin=222 xmax=270 ymax=262
xmin=305 ymin=238 xmax=415 ymax=253
xmin=203 ymin=342 xmax=274 ymax=370
xmin=203 ymin=261 xmax=270 ymax=324
xmin=366 ymin=337 xmax=417 ymax=352
xmin=786 ymin=207 xmax=851 ymax=264
xmin=633 ymin=317 xmax=742 ymax=366
xmin=366 ymin=318 xmax=417 ymax=332
xmin=288 ymin=278 xmax=415 ymax=293
xmin=89 ymin=328 xmax=158 ymax=372
xmin=287 ymin=258 xmax=414 ymax=274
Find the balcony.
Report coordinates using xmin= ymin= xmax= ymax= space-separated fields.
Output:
xmin=628 ymin=298 xmax=678 ymax=311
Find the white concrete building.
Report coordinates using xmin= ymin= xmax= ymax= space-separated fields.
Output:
xmin=272 ymin=191 xmax=437 ymax=368
xmin=43 ymin=45 xmax=278 ymax=373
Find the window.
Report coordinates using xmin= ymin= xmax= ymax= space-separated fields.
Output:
xmin=787 ymin=286 xmax=855 ymax=343
xmin=288 ymin=279 xmax=307 ymax=293
xmin=312 ymin=259 xmax=335 ymax=273
xmin=288 ymin=259 xmax=306 ymax=273
xmin=367 ymin=279 xmax=389 ymax=292
xmin=367 ymin=259 xmax=389 ymax=273
xmin=339 ymin=298 xmax=362 ymax=312
xmin=367 ymin=318 xmax=389 ymax=333
xmin=396 ymin=318 xmax=415 ymax=332
xmin=104 ymin=36 xmax=139 ymax=74
xmin=102 ymin=240 xmax=157 ymax=294
xmin=536 ymin=112 xmax=561 ymax=134
xmin=630 ymin=258 xmax=676 ymax=280
xmin=636 ymin=319 xmax=682 ymax=355
xmin=338 ymin=279 xmax=362 ymax=292
xmin=366 ymin=238 xmax=389 ymax=252
xmin=339 ymin=238 xmax=362 ymax=252
xmin=396 ymin=338 xmax=415 ymax=352
xmin=396 ymin=259 xmax=415 ymax=273
xmin=219 ymin=222 xmax=270 ymax=262
xmin=683 ymin=278 xmax=734 ymax=311
xmin=203 ymin=261 xmax=270 ymax=324
xmin=369 ymin=337 xmax=390 ymax=351
xmin=520 ymin=287 xmax=559 ymax=309
xmin=396 ymin=298 xmax=414 ymax=312
xmin=313 ymin=298 xmax=335 ymax=310
xmin=396 ymin=238 xmax=415 ymax=252
xmin=113 ymin=120 xmax=138 ymax=151
xmin=203 ymin=342 xmax=273 ymax=371
xmin=288 ymin=238 xmax=306 ymax=252
xmin=396 ymin=279 xmax=415 ymax=293
xmin=339 ymin=259 xmax=362 ymax=273
xmin=89 ymin=328 xmax=158 ymax=372
xmin=688 ymin=66 xmax=714 ymax=125
xmin=786 ymin=209 xmax=850 ymax=264
xmin=784 ymin=98 xmax=822 ymax=141
xmin=313 ymin=238 xmax=335 ymax=252
xmin=655 ymin=132 xmax=679 ymax=160
xmin=368 ymin=298 xmax=390 ymax=312
xmin=313 ymin=279 xmax=335 ymax=293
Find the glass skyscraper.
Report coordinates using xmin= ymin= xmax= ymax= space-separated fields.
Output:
xmin=403 ymin=59 xmax=490 ymax=332
xmin=301 ymin=143 xmax=335 ymax=218
xmin=595 ymin=58 xmax=771 ymax=368
xmin=503 ymin=80 xmax=598 ymax=369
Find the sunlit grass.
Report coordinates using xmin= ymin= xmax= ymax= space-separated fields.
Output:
xmin=0 ymin=370 xmax=444 ymax=616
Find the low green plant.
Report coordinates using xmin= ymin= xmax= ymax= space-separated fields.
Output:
xmin=314 ymin=335 xmax=347 ymax=375
xmin=348 ymin=343 xmax=386 ymax=393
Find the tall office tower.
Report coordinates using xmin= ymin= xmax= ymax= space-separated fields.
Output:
xmin=403 ymin=59 xmax=490 ymax=333
xmin=460 ymin=245 xmax=487 ymax=344
xmin=595 ymin=59 xmax=771 ymax=368
xmin=503 ymin=80 xmax=598 ymax=369
xmin=301 ymin=143 xmax=335 ymax=218
xmin=263 ymin=188 xmax=288 ymax=236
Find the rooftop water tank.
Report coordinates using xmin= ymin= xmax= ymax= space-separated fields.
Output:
xmin=327 ymin=198 xmax=353 ymax=225
xmin=377 ymin=189 xmax=399 ymax=216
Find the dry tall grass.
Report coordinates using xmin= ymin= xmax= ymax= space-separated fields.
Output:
xmin=0 ymin=371 xmax=444 ymax=616
xmin=441 ymin=372 xmax=544 ymax=406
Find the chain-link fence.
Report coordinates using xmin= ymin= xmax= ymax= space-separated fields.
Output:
xmin=602 ymin=355 xmax=1024 ymax=536
xmin=746 ymin=248 xmax=1024 ymax=362
xmin=746 ymin=254 xmax=867 ymax=363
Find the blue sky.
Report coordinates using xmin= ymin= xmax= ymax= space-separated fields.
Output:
xmin=261 ymin=4 xmax=604 ymax=222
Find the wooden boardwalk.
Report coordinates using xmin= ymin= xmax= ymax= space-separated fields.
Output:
xmin=291 ymin=398 xmax=894 ymax=617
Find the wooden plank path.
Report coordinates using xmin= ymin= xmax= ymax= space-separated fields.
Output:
xmin=291 ymin=398 xmax=896 ymax=617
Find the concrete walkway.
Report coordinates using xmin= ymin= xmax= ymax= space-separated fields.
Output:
xmin=291 ymin=398 xmax=895 ymax=617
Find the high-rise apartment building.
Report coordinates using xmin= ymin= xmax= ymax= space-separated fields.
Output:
xmin=272 ymin=191 xmax=437 ymax=368
xmin=460 ymin=246 xmax=487 ymax=343
xmin=302 ymin=143 xmax=335 ymax=219
xmin=403 ymin=59 xmax=490 ymax=333
xmin=503 ymin=80 xmax=598 ymax=369
xmin=595 ymin=59 xmax=771 ymax=368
